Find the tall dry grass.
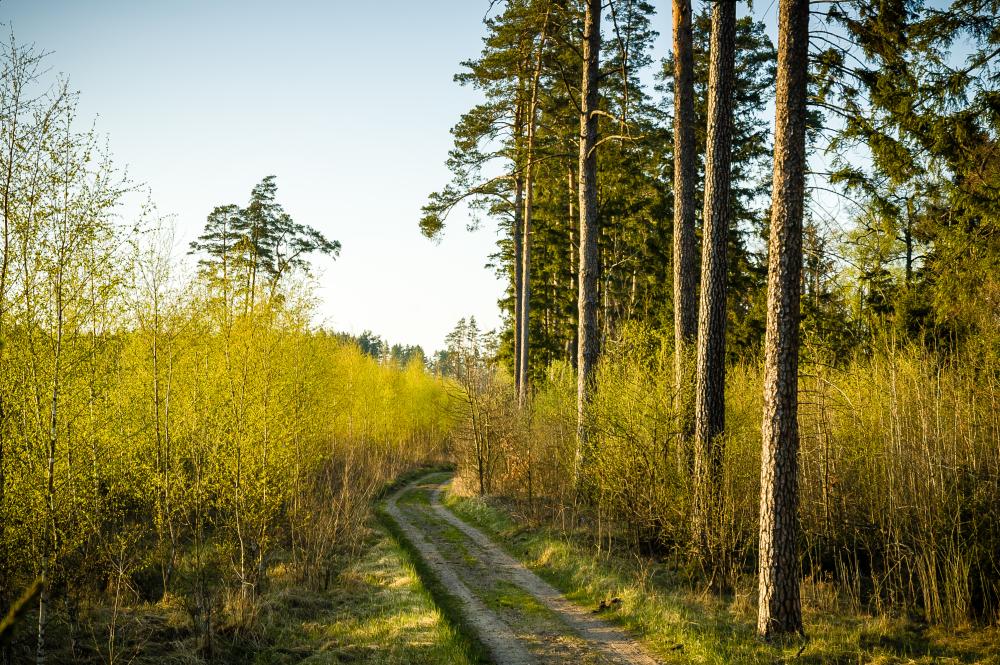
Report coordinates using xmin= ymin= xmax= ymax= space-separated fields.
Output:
xmin=458 ymin=327 xmax=1000 ymax=625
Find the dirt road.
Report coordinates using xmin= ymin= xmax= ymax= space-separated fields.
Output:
xmin=383 ymin=473 xmax=662 ymax=665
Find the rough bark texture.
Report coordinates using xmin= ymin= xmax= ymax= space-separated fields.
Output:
xmin=568 ymin=167 xmax=578 ymax=369
xmin=671 ymin=0 xmax=698 ymax=466
xmin=692 ymin=0 xmax=737 ymax=556
xmin=575 ymin=0 xmax=601 ymax=481
xmin=758 ymin=0 xmax=809 ymax=639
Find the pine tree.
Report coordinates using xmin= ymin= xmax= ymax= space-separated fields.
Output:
xmin=575 ymin=0 xmax=602 ymax=480
xmin=190 ymin=176 xmax=339 ymax=312
xmin=421 ymin=0 xmax=557 ymax=395
xmin=671 ymin=0 xmax=698 ymax=468
xmin=757 ymin=0 xmax=809 ymax=639
xmin=518 ymin=3 xmax=553 ymax=407
xmin=691 ymin=0 xmax=737 ymax=560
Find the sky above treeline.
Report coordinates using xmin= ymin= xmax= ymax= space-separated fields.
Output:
xmin=3 ymin=0 xmax=777 ymax=353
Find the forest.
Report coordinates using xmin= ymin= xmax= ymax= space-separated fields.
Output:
xmin=1 ymin=0 xmax=999 ymax=663
xmin=420 ymin=0 xmax=999 ymax=655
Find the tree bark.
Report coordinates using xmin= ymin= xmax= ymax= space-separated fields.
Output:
xmin=513 ymin=166 xmax=524 ymax=395
xmin=568 ymin=166 xmax=578 ymax=368
xmin=575 ymin=0 xmax=602 ymax=484
xmin=519 ymin=10 xmax=551 ymax=408
xmin=903 ymin=198 xmax=914 ymax=286
xmin=671 ymin=0 xmax=698 ymax=471
xmin=758 ymin=0 xmax=808 ymax=639
xmin=692 ymin=0 xmax=737 ymax=558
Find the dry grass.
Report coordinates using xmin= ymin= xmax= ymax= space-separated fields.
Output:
xmin=3 ymin=523 xmax=476 ymax=665
xmin=444 ymin=486 xmax=1000 ymax=665
xmin=463 ymin=330 xmax=1000 ymax=628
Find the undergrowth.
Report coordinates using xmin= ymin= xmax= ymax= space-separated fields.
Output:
xmin=443 ymin=484 xmax=1000 ymax=665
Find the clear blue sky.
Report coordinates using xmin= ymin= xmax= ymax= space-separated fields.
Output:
xmin=3 ymin=1 xmax=780 ymax=352
xmin=2 ymin=0 xmax=518 ymax=352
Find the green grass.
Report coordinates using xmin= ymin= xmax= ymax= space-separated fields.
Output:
xmin=245 ymin=468 xmax=477 ymax=664
xmin=252 ymin=526 xmax=478 ymax=664
xmin=397 ymin=487 xmax=433 ymax=506
xmin=374 ymin=464 xmax=455 ymax=502
xmin=8 ymin=523 xmax=477 ymax=665
xmin=482 ymin=580 xmax=552 ymax=620
xmin=376 ymin=499 xmax=491 ymax=665
xmin=443 ymin=487 xmax=1000 ymax=665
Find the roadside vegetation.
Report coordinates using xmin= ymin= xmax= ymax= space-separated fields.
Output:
xmin=3 ymin=0 xmax=999 ymax=660
xmin=439 ymin=324 xmax=999 ymax=661
xmin=444 ymin=479 xmax=1000 ymax=664
xmin=427 ymin=0 xmax=1000 ymax=648
xmin=6 ymin=517 xmax=476 ymax=665
xmin=0 ymin=37 xmax=465 ymax=664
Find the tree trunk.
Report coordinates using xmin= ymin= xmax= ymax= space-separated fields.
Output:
xmin=671 ymin=0 xmax=698 ymax=472
xmin=519 ymin=11 xmax=551 ymax=408
xmin=758 ymin=0 xmax=809 ymax=639
xmin=513 ymin=172 xmax=524 ymax=395
xmin=38 ymin=266 xmax=62 ymax=665
xmin=568 ymin=166 xmax=578 ymax=368
xmin=692 ymin=0 xmax=737 ymax=559
xmin=904 ymin=198 xmax=914 ymax=286
xmin=575 ymin=0 xmax=602 ymax=484
xmin=513 ymin=96 xmax=525 ymax=397
xmin=0 ymin=48 xmax=28 ymax=632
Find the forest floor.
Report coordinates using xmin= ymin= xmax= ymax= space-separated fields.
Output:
xmin=381 ymin=472 xmax=663 ymax=664
xmin=14 ymin=471 xmax=998 ymax=664
xmin=430 ymin=474 xmax=1000 ymax=665
xmin=243 ymin=520 xmax=477 ymax=665
xmin=6 ymin=515 xmax=475 ymax=665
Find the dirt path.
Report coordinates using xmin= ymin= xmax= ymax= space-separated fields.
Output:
xmin=384 ymin=473 xmax=662 ymax=665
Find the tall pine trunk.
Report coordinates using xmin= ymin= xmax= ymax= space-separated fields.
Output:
xmin=567 ymin=166 xmax=578 ymax=368
xmin=513 ymin=97 xmax=525 ymax=398
xmin=692 ymin=0 xmax=736 ymax=559
xmin=671 ymin=0 xmax=697 ymax=472
xmin=575 ymin=0 xmax=601 ymax=484
xmin=758 ymin=0 xmax=808 ymax=639
xmin=518 ymin=11 xmax=550 ymax=408
xmin=513 ymin=169 xmax=524 ymax=396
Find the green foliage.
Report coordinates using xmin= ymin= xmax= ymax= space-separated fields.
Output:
xmin=454 ymin=324 xmax=1000 ymax=626
xmin=445 ymin=487 xmax=1000 ymax=664
xmin=190 ymin=175 xmax=340 ymax=305
xmin=0 ymin=39 xmax=457 ymax=662
xmin=820 ymin=0 xmax=1000 ymax=346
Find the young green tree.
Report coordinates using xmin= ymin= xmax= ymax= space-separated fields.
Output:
xmin=0 ymin=36 xmax=56 ymax=641
xmin=15 ymin=89 xmax=128 ymax=664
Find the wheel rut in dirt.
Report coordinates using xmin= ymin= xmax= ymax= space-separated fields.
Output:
xmin=384 ymin=472 xmax=661 ymax=665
